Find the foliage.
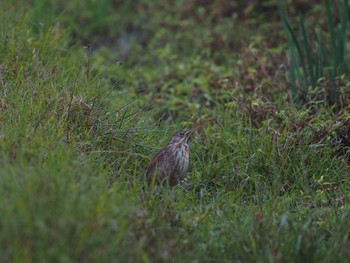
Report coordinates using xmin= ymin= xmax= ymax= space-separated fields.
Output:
xmin=279 ymin=0 xmax=350 ymax=105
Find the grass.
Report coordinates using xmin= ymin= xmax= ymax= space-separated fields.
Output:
xmin=280 ymin=0 xmax=350 ymax=105
xmin=1 ymin=0 xmax=350 ymax=262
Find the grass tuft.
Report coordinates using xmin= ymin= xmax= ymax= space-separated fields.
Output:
xmin=279 ymin=0 xmax=350 ymax=106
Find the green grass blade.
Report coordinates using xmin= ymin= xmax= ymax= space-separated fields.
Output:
xmin=325 ymin=0 xmax=336 ymax=79
xmin=299 ymin=13 xmax=316 ymax=89
xmin=315 ymin=30 xmax=325 ymax=83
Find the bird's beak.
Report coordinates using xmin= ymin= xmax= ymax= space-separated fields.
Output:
xmin=184 ymin=125 xmax=201 ymax=137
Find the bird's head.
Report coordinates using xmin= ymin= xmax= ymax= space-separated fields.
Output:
xmin=169 ymin=126 xmax=200 ymax=144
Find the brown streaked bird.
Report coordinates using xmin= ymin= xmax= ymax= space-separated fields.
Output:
xmin=145 ymin=126 xmax=200 ymax=187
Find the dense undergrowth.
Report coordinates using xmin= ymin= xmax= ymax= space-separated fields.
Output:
xmin=1 ymin=0 xmax=350 ymax=262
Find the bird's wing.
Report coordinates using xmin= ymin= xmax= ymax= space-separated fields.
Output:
xmin=145 ymin=147 xmax=167 ymax=178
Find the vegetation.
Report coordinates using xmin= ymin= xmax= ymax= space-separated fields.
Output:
xmin=280 ymin=0 xmax=350 ymax=105
xmin=1 ymin=0 xmax=350 ymax=262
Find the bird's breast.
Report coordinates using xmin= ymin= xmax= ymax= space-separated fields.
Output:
xmin=173 ymin=143 xmax=190 ymax=177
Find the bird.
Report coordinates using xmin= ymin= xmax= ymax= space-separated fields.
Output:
xmin=145 ymin=126 xmax=200 ymax=187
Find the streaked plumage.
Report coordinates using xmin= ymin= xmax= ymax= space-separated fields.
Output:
xmin=145 ymin=127 xmax=199 ymax=187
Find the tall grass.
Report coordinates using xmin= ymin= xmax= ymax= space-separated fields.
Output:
xmin=279 ymin=0 xmax=349 ymax=105
xmin=0 ymin=4 xmax=149 ymax=262
xmin=2 ymin=1 xmax=350 ymax=262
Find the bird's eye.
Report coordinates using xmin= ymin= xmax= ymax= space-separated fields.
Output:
xmin=181 ymin=131 xmax=188 ymax=136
